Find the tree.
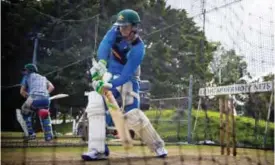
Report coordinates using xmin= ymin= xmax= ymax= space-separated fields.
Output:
xmin=244 ymin=74 xmax=274 ymax=119
xmin=209 ymin=43 xmax=248 ymax=86
xmin=139 ymin=1 xmax=215 ymax=98
xmin=1 ymin=0 xmax=57 ymax=131
xmin=2 ymin=0 xmax=220 ymax=130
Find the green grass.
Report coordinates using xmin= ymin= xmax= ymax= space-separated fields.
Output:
xmin=1 ymin=132 xmax=46 ymax=137
xmin=2 ymin=145 xmax=274 ymax=165
xmin=3 ymin=109 xmax=273 ymax=148
xmin=144 ymin=109 xmax=274 ymax=147
xmin=1 ymin=145 xmax=272 ymax=154
xmin=53 ymin=122 xmax=73 ymax=134
xmin=1 ymin=122 xmax=74 ymax=137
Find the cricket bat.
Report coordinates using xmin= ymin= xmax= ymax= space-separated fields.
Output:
xmin=50 ymin=94 xmax=69 ymax=100
xmin=103 ymin=90 xmax=133 ymax=150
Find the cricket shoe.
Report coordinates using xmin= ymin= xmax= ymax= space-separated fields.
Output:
xmin=23 ymin=133 xmax=36 ymax=142
xmin=44 ymin=135 xmax=53 ymax=142
xmin=81 ymin=144 xmax=109 ymax=161
xmin=155 ymin=147 xmax=168 ymax=158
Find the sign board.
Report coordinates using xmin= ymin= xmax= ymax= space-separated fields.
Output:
xmin=199 ymin=81 xmax=273 ymax=96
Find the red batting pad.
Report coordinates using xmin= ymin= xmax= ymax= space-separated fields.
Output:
xmin=38 ymin=109 xmax=50 ymax=119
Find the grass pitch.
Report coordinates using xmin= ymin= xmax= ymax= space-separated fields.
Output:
xmin=1 ymin=145 xmax=274 ymax=165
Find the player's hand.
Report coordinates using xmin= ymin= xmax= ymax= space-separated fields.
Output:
xmin=89 ymin=60 xmax=107 ymax=81
xmin=92 ymin=80 xmax=113 ymax=94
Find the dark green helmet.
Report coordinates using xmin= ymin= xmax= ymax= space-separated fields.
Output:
xmin=23 ymin=63 xmax=38 ymax=73
xmin=114 ymin=9 xmax=141 ymax=26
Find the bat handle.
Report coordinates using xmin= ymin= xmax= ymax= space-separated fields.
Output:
xmin=104 ymin=90 xmax=112 ymax=98
xmin=92 ymin=58 xmax=97 ymax=66
xmin=104 ymin=91 xmax=118 ymax=107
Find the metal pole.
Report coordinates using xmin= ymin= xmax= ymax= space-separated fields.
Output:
xmin=187 ymin=75 xmax=193 ymax=143
xmin=219 ymin=68 xmax=222 ymax=84
xmin=230 ymin=97 xmax=237 ymax=156
xmin=264 ymin=91 xmax=273 ymax=148
xmin=225 ymin=97 xmax=230 ymax=155
xmin=219 ymin=97 xmax=225 ymax=155
xmin=200 ymin=4 xmax=206 ymax=67
xmin=32 ymin=35 xmax=39 ymax=65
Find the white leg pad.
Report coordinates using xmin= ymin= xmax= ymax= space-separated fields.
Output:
xmin=85 ymin=91 xmax=106 ymax=153
xmin=125 ymin=109 xmax=165 ymax=151
xmin=16 ymin=109 xmax=29 ymax=136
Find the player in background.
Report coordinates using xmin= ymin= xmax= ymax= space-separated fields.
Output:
xmin=17 ymin=63 xmax=55 ymax=141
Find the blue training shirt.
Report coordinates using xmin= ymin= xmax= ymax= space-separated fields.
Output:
xmin=21 ymin=73 xmax=50 ymax=97
xmin=97 ymin=26 xmax=145 ymax=88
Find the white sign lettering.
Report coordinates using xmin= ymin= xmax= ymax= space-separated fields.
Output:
xmin=199 ymin=81 xmax=273 ymax=96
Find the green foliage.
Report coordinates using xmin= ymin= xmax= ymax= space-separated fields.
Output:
xmin=2 ymin=0 xmax=218 ymax=113
xmin=242 ymin=74 xmax=274 ymax=122
xmin=1 ymin=132 xmax=45 ymax=138
xmin=54 ymin=122 xmax=73 ymax=134
xmin=209 ymin=43 xmax=249 ymax=86
xmin=141 ymin=5 xmax=215 ymax=97
xmin=5 ymin=0 xmax=269 ymax=137
xmin=144 ymin=109 xmax=274 ymax=147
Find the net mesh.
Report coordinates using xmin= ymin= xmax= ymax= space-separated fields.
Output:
xmin=1 ymin=0 xmax=274 ymax=165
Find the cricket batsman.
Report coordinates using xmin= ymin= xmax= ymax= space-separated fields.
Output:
xmin=81 ymin=9 xmax=168 ymax=160
xmin=17 ymin=63 xmax=55 ymax=141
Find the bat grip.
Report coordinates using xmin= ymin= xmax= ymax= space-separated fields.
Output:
xmin=104 ymin=91 xmax=120 ymax=110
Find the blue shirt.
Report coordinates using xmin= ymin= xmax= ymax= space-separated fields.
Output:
xmin=21 ymin=73 xmax=50 ymax=97
xmin=97 ymin=26 xmax=145 ymax=88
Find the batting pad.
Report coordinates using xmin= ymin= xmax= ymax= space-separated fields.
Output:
xmin=16 ymin=109 xmax=29 ymax=136
xmin=86 ymin=91 xmax=106 ymax=153
xmin=125 ymin=109 xmax=165 ymax=151
xmin=38 ymin=109 xmax=53 ymax=141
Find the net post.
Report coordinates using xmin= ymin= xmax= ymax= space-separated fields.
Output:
xmin=219 ymin=96 xmax=225 ymax=155
xmin=229 ymin=97 xmax=237 ymax=156
xmin=225 ymin=96 xmax=231 ymax=156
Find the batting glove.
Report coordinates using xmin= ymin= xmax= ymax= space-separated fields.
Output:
xmin=89 ymin=60 xmax=107 ymax=81
xmin=92 ymin=80 xmax=113 ymax=94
